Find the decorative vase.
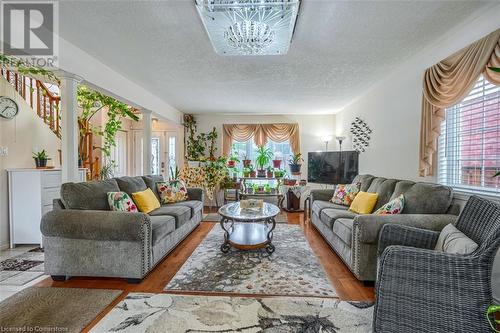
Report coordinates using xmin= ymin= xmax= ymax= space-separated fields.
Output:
xmin=257 ymin=169 xmax=266 ymax=178
xmin=272 ymin=160 xmax=282 ymax=168
xmin=243 ymin=159 xmax=252 ymax=167
xmin=34 ymin=158 xmax=47 ymax=168
xmin=289 ymin=163 xmax=301 ymax=174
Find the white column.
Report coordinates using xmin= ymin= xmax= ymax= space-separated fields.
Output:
xmin=60 ymin=73 xmax=83 ymax=183
xmin=142 ymin=110 xmax=153 ymax=175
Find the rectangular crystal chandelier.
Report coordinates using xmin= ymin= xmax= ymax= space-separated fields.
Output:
xmin=195 ymin=0 xmax=301 ymax=56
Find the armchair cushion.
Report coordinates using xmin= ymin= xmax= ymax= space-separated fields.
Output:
xmin=61 ymin=179 xmax=120 ymax=211
xmin=41 ymin=210 xmax=150 ymax=242
xmin=354 ymin=213 xmax=457 ymax=244
xmin=320 ymin=209 xmax=357 ymax=229
xmin=435 ymin=223 xmax=478 ymax=254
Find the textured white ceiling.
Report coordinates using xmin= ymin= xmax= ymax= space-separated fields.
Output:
xmin=59 ymin=0 xmax=488 ymax=115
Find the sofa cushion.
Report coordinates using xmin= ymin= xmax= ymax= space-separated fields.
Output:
xmin=349 ymin=191 xmax=379 ymax=214
xmin=369 ymin=179 xmax=398 ymax=210
xmin=374 ymin=194 xmax=405 ymax=215
xmin=332 ymin=218 xmax=354 ymax=246
xmin=402 ymin=182 xmax=453 ymax=214
xmin=115 ymin=176 xmax=147 ymax=196
xmin=320 ymin=208 xmax=357 ymax=229
xmin=149 ymin=215 xmax=176 ymax=244
xmin=142 ymin=175 xmax=164 ymax=201
xmin=107 ymin=192 xmax=138 ymax=212
xmin=331 ymin=183 xmax=360 ymax=206
xmin=312 ymin=200 xmax=348 ymax=216
xmin=169 ymin=200 xmax=203 ymax=218
xmin=157 ymin=180 xmax=188 ymax=204
xmin=61 ymin=179 xmax=120 ymax=210
xmin=149 ymin=205 xmax=191 ymax=228
xmin=352 ymin=174 xmax=375 ymax=192
xmin=131 ymin=188 xmax=161 ymax=214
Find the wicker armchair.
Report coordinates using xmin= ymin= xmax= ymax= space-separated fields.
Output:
xmin=373 ymin=195 xmax=500 ymax=333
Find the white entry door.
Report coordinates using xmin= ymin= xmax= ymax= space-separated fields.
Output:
xmin=134 ymin=131 xmax=178 ymax=178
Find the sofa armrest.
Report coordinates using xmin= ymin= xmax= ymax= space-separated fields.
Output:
xmin=310 ymin=189 xmax=335 ymax=203
xmin=354 ymin=213 xmax=457 ymax=244
xmin=187 ymin=187 xmax=204 ymax=202
xmin=41 ymin=210 xmax=151 ymax=242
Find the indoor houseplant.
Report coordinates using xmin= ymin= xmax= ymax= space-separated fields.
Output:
xmin=255 ymin=145 xmax=273 ymax=178
xmin=248 ymin=164 xmax=257 ymax=178
xmin=33 ymin=149 xmax=50 ymax=168
xmin=242 ymin=155 xmax=252 ymax=168
xmin=266 ymin=166 xmax=274 ymax=178
xmin=227 ymin=151 xmax=240 ymax=168
xmin=274 ymin=169 xmax=286 ymax=179
xmin=243 ymin=166 xmax=251 ymax=177
xmin=289 ymin=153 xmax=304 ymax=175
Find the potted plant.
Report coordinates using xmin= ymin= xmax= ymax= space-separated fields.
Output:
xmin=33 ymin=149 xmax=50 ymax=168
xmin=243 ymin=166 xmax=251 ymax=177
xmin=248 ymin=164 xmax=257 ymax=178
xmin=289 ymin=153 xmax=304 ymax=175
xmin=227 ymin=151 xmax=240 ymax=168
xmin=274 ymin=169 xmax=285 ymax=179
xmin=242 ymin=155 xmax=251 ymax=168
xmin=288 ymin=178 xmax=297 ymax=186
xmin=272 ymin=159 xmax=282 ymax=168
xmin=266 ymin=166 xmax=274 ymax=178
xmin=256 ymin=145 xmax=273 ymax=178
xmin=264 ymin=184 xmax=271 ymax=193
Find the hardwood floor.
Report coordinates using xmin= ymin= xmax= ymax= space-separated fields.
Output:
xmin=35 ymin=210 xmax=374 ymax=332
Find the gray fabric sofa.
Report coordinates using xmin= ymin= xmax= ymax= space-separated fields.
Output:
xmin=41 ymin=175 xmax=203 ymax=282
xmin=310 ymin=174 xmax=460 ymax=281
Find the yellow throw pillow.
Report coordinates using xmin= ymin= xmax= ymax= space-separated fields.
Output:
xmin=349 ymin=191 xmax=379 ymax=214
xmin=131 ymin=188 xmax=160 ymax=214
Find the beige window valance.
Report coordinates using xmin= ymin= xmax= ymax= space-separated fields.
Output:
xmin=419 ymin=28 xmax=500 ymax=177
xmin=222 ymin=123 xmax=300 ymax=156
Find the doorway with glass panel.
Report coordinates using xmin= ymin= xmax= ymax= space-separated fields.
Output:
xmin=134 ymin=131 xmax=178 ymax=178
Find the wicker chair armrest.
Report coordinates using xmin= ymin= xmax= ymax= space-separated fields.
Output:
xmin=378 ymin=224 xmax=440 ymax=256
xmin=374 ymin=246 xmax=489 ymax=332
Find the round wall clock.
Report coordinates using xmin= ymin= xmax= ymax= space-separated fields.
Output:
xmin=0 ymin=96 xmax=19 ymax=119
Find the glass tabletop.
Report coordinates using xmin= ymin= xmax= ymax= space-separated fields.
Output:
xmin=218 ymin=202 xmax=280 ymax=221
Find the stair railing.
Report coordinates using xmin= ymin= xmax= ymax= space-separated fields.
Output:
xmin=0 ymin=68 xmax=61 ymax=138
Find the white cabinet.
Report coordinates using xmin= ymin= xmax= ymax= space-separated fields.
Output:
xmin=7 ymin=169 xmax=86 ymax=248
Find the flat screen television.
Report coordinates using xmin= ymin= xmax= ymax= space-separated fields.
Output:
xmin=307 ymin=151 xmax=359 ymax=184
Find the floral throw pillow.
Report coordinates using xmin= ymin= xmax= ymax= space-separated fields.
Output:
xmin=330 ymin=183 xmax=360 ymax=206
xmin=107 ymin=192 xmax=138 ymax=213
xmin=374 ymin=194 xmax=405 ymax=215
xmin=157 ymin=180 xmax=188 ymax=204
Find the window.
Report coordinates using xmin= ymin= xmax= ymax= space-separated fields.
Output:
xmin=231 ymin=139 xmax=292 ymax=168
xmin=438 ymin=75 xmax=500 ymax=195
xmin=151 ymin=137 xmax=160 ymax=175
xmin=168 ymin=136 xmax=176 ymax=176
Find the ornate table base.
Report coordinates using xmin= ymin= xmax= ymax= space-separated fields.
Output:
xmin=220 ymin=218 xmax=276 ymax=254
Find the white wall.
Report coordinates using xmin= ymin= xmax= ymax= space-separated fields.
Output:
xmin=0 ymin=78 xmax=61 ymax=250
xmin=194 ymin=113 xmax=336 ymax=179
xmin=335 ymin=4 xmax=500 ymax=182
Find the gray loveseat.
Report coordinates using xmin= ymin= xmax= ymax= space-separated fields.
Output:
xmin=41 ymin=175 xmax=203 ymax=282
xmin=310 ymin=174 xmax=459 ymax=281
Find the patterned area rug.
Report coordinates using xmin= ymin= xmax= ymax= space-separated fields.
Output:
xmin=90 ymin=293 xmax=374 ymax=333
xmin=0 ymin=287 xmax=122 ymax=333
xmin=165 ymin=224 xmax=337 ymax=297
xmin=203 ymin=212 xmax=288 ymax=223
xmin=0 ymin=248 xmax=45 ymax=286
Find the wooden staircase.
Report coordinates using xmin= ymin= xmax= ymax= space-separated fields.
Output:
xmin=0 ymin=68 xmax=102 ymax=179
xmin=0 ymin=68 xmax=61 ymax=138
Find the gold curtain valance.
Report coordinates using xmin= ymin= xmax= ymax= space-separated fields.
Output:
xmin=222 ymin=123 xmax=300 ymax=156
xmin=419 ymin=29 xmax=500 ymax=177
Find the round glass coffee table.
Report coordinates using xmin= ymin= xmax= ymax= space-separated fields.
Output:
xmin=218 ymin=202 xmax=280 ymax=254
